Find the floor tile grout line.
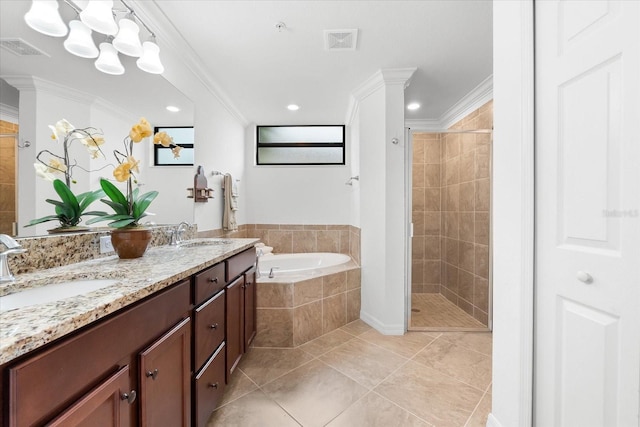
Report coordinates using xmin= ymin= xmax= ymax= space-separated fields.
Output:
xmin=369 ymin=389 xmax=437 ymax=427
xmin=435 ymin=333 xmax=493 ymax=357
xmin=463 ymin=389 xmax=491 ymax=427
xmin=406 ymin=354 xmax=492 ymax=394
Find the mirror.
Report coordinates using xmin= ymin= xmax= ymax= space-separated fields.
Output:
xmin=0 ymin=1 xmax=195 ymax=237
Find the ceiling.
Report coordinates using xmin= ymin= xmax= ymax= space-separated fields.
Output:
xmin=0 ymin=0 xmax=493 ymax=127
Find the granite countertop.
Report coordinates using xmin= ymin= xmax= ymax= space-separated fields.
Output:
xmin=0 ymin=238 xmax=258 ymax=365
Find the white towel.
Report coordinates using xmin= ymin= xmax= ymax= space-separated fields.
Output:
xmin=260 ymin=246 xmax=273 ymax=255
xmin=255 ymin=243 xmax=265 ymax=248
xmin=222 ymin=173 xmax=237 ymax=231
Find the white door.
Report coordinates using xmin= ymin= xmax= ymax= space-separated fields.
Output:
xmin=535 ymin=1 xmax=640 ymax=426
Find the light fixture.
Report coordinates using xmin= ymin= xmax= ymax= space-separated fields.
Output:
xmin=112 ymin=14 xmax=142 ymax=56
xmin=95 ymin=42 xmax=124 ymax=75
xmin=287 ymin=104 xmax=300 ymax=111
xmin=64 ymin=20 xmax=99 ymax=58
xmin=24 ymin=0 xmax=68 ymax=37
xmin=407 ymin=103 xmax=420 ymax=110
xmin=166 ymin=105 xmax=180 ymax=112
xmin=24 ymin=0 xmax=164 ymax=75
xmin=136 ymin=40 xmax=164 ymax=74
xmin=80 ymin=0 xmax=118 ymax=35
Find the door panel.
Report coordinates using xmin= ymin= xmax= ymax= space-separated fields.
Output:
xmin=535 ymin=1 xmax=640 ymax=426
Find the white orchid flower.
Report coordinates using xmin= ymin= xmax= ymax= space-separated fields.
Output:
xmin=34 ymin=163 xmax=55 ymax=182
xmin=48 ymin=119 xmax=75 ymax=141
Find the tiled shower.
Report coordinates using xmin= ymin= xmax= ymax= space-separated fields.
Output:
xmin=411 ymin=101 xmax=492 ymax=328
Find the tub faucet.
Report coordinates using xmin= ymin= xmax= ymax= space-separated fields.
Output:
xmin=0 ymin=234 xmax=27 ymax=283
xmin=268 ymin=267 xmax=279 ymax=279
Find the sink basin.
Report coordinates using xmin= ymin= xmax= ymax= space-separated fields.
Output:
xmin=0 ymin=279 xmax=120 ymax=312
xmin=178 ymin=239 xmax=233 ymax=248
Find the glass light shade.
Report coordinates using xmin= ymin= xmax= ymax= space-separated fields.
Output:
xmin=112 ymin=18 xmax=143 ymax=57
xmin=80 ymin=0 xmax=118 ymax=35
xmin=64 ymin=20 xmax=99 ymax=58
xmin=95 ymin=42 xmax=124 ymax=75
xmin=136 ymin=41 xmax=164 ymax=74
xmin=24 ymin=0 xmax=68 ymax=37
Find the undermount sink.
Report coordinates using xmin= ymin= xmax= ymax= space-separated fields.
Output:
xmin=0 ymin=279 xmax=120 ymax=312
xmin=178 ymin=239 xmax=233 ymax=248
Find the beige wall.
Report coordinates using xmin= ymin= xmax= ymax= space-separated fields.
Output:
xmin=412 ymin=100 xmax=493 ymax=326
xmin=0 ymin=119 xmax=17 ymax=235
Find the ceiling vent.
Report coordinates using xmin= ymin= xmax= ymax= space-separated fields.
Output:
xmin=0 ymin=38 xmax=49 ymax=57
xmin=324 ymin=29 xmax=358 ymax=51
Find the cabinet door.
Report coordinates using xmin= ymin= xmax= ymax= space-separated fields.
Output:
xmin=139 ymin=317 xmax=191 ymax=427
xmin=47 ymin=365 xmax=134 ymax=427
xmin=194 ymin=343 xmax=226 ymax=427
xmin=244 ymin=267 xmax=257 ymax=351
xmin=225 ymin=276 xmax=244 ymax=382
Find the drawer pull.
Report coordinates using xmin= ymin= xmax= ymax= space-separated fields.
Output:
xmin=146 ymin=369 xmax=159 ymax=380
xmin=210 ymin=323 xmax=219 ymax=330
xmin=121 ymin=390 xmax=137 ymax=404
xmin=209 ymin=277 xmax=219 ymax=283
xmin=208 ymin=382 xmax=219 ymax=389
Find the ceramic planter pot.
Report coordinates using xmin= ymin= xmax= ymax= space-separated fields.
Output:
xmin=110 ymin=227 xmax=152 ymax=259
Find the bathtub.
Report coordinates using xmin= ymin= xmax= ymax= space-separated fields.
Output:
xmin=254 ymin=252 xmax=361 ymax=348
xmin=258 ymin=252 xmax=352 ymax=278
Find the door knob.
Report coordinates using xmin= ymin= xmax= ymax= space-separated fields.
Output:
xmin=146 ymin=368 xmax=159 ymax=380
xmin=121 ymin=390 xmax=137 ymax=404
xmin=576 ymin=271 xmax=593 ymax=284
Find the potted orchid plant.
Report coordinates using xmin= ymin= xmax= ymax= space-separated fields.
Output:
xmin=86 ymin=118 xmax=183 ymax=258
xmin=26 ymin=119 xmax=108 ymax=232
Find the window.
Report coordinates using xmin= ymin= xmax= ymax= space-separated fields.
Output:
xmin=256 ymin=125 xmax=345 ymax=165
xmin=153 ymin=126 xmax=195 ymax=166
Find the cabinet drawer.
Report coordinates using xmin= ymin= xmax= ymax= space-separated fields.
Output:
xmin=194 ymin=291 xmax=225 ymax=371
xmin=226 ymin=248 xmax=256 ymax=282
xmin=194 ymin=262 xmax=226 ymax=305
xmin=194 ymin=343 xmax=226 ymax=427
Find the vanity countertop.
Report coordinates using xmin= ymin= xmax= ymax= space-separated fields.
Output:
xmin=0 ymin=238 xmax=259 ymax=365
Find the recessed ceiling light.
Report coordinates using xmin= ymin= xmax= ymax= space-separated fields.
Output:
xmin=166 ymin=105 xmax=180 ymax=112
xmin=287 ymin=104 xmax=300 ymax=111
xmin=407 ymin=103 xmax=420 ymax=110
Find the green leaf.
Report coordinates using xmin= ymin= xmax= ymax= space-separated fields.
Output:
xmin=53 ymin=179 xmax=80 ymax=219
xmin=82 ymin=210 xmax=109 ymax=217
xmin=77 ymin=189 xmax=105 ymax=212
xmin=108 ymin=218 xmax=136 ymax=228
xmin=99 ymin=199 xmax=128 ymax=216
xmin=86 ymin=214 xmax=131 ymax=225
xmin=99 ymin=179 xmax=128 ymax=208
xmin=25 ymin=215 xmax=63 ymax=226
xmin=132 ymin=191 xmax=158 ymax=219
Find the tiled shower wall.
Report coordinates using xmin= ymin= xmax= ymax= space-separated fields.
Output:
xmin=0 ymin=120 xmax=17 ymax=236
xmin=412 ymin=100 xmax=493 ymax=326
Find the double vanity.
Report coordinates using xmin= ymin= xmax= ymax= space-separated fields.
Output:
xmin=0 ymin=235 xmax=259 ymax=426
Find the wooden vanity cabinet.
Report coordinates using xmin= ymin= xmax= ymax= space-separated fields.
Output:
xmin=225 ymin=276 xmax=244 ymax=381
xmin=244 ymin=266 xmax=257 ymax=351
xmin=4 ymin=279 xmax=191 ymax=427
xmin=46 ymin=365 xmax=133 ymax=427
xmin=139 ymin=317 xmax=191 ymax=427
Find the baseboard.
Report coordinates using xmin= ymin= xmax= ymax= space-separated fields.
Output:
xmin=485 ymin=413 xmax=503 ymax=427
xmin=360 ymin=311 xmax=404 ymax=335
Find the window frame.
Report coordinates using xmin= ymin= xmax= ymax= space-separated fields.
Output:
xmin=256 ymin=124 xmax=346 ymax=166
xmin=153 ymin=126 xmax=195 ymax=166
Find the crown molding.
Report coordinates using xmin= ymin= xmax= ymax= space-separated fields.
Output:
xmin=1 ymin=75 xmax=95 ymax=105
xmin=0 ymin=102 xmax=19 ymax=123
xmin=131 ymin=1 xmax=249 ymax=127
xmin=346 ymin=67 xmax=417 ymax=126
xmin=438 ymin=75 xmax=493 ymax=129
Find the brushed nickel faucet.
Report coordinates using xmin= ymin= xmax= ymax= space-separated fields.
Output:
xmin=0 ymin=234 xmax=26 ymax=283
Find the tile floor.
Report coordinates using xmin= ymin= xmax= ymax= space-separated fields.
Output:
xmin=410 ymin=293 xmax=487 ymax=330
xmin=208 ymin=320 xmax=492 ymax=427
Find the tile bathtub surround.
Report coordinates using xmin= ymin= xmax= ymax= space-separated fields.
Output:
xmin=9 ymin=224 xmax=198 ymax=274
xmin=254 ymin=268 xmax=362 ymax=348
xmin=209 ymin=321 xmax=492 ymax=427
xmin=235 ymin=224 xmax=361 ymax=265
